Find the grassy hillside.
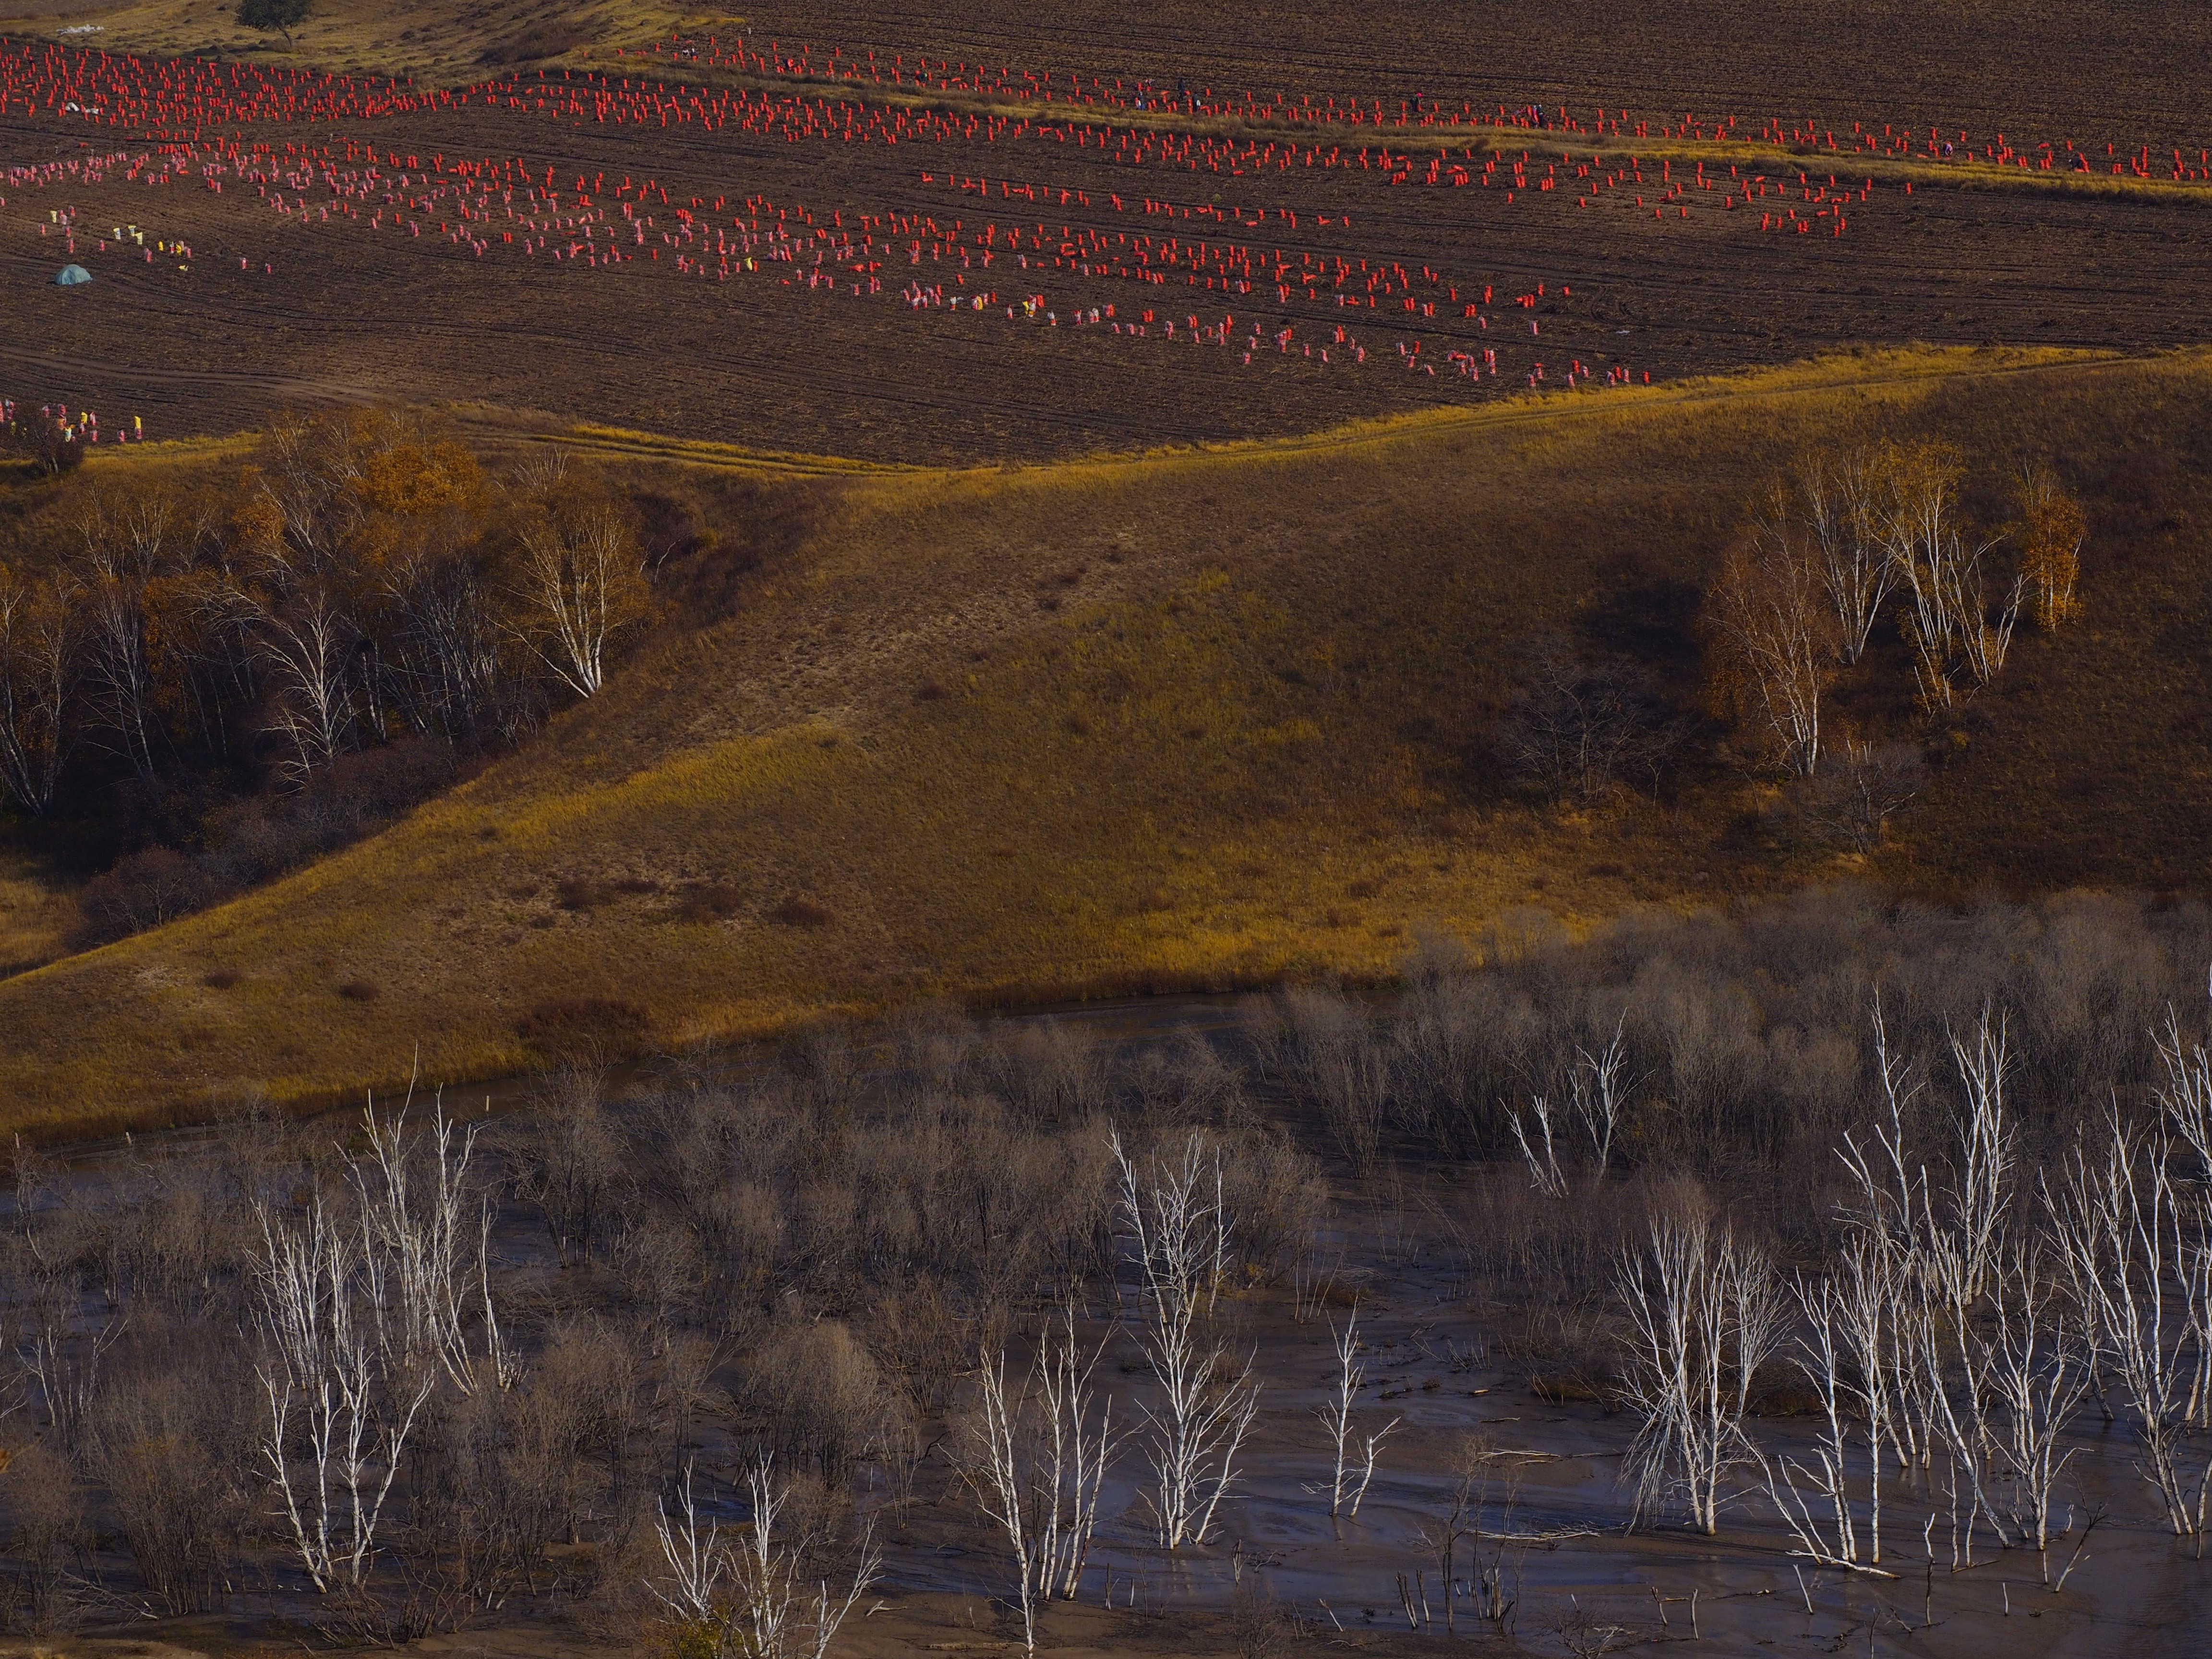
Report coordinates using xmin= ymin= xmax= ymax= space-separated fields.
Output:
xmin=2 ymin=345 xmax=2210 ymax=1136
xmin=4 ymin=0 xmax=691 ymax=83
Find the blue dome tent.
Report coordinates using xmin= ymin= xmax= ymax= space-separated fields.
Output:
xmin=54 ymin=265 xmax=92 ymax=286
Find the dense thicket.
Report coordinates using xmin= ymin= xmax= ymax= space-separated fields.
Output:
xmin=0 ymin=410 xmax=653 ymax=934
xmin=1 ymin=890 xmax=2205 ymax=1640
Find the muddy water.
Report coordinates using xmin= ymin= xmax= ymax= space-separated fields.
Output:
xmin=1038 ymin=1240 xmax=2212 ymax=1658
xmin=24 ymin=994 xmax=2212 ymax=1655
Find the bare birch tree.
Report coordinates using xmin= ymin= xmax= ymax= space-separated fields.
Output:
xmin=1872 ymin=444 xmax=2023 ymax=708
xmin=249 ymin=1097 xmax=515 ymax=1594
xmin=253 ymin=582 xmax=360 ymax=785
xmin=509 ymin=498 xmax=649 ymax=698
xmin=1617 ymin=1213 xmax=1785 ymax=1533
xmin=1758 ymin=1260 xmax=1897 ymax=1574
xmin=1508 ymin=1020 xmax=1637 ymax=1196
xmin=1507 ymin=1095 xmax=1570 ymax=1199
xmin=1111 ymin=1129 xmax=1261 ymax=1549
xmin=1800 ymin=453 xmax=1896 ymax=663
xmin=71 ymin=484 xmax=186 ymax=785
xmin=651 ymin=1456 xmax=881 ymax=1659
xmin=381 ymin=543 xmax=516 ymax=744
xmin=1315 ymin=1303 xmax=1396 ymax=1521
xmin=250 ymin=1192 xmax=432 ymax=1592
xmin=350 ymin=1095 xmax=513 ymax=1395
xmin=957 ymin=1306 xmax=1118 ymax=1651
xmin=1568 ymin=1016 xmax=1638 ymax=1183
xmin=0 ymin=565 xmax=75 ymax=815
xmin=1837 ymin=998 xmax=2020 ymax=1510
xmin=2048 ymin=1117 xmax=2212 ymax=1539
xmin=2017 ymin=460 xmax=2086 ymax=631
xmin=1711 ymin=507 xmax=1835 ymax=777
xmin=1984 ymin=1240 xmax=2092 ymax=1566
xmin=1771 ymin=1002 xmax=2035 ymax=1577
xmin=78 ymin=562 xmax=161 ymax=784
xmin=2152 ymin=1008 xmax=2212 ymax=1185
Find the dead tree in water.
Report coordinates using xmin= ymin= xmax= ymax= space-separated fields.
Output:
xmin=958 ymin=1303 xmax=1118 ymax=1653
xmin=1315 ymin=1302 xmax=1396 ymax=1522
xmin=1112 ymin=1129 xmax=1261 ymax=1549
xmin=651 ymin=1456 xmax=881 ymax=1659
xmin=1617 ymin=1214 xmax=1784 ymax=1535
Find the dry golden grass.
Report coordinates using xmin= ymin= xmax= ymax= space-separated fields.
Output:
xmin=0 ymin=852 xmax=76 ymax=980
xmin=2 ymin=0 xmax=699 ymax=85
xmin=1 ymin=343 xmax=2208 ymax=1137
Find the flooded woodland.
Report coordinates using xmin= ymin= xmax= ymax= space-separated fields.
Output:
xmin=8 ymin=888 xmax=2212 ymax=1658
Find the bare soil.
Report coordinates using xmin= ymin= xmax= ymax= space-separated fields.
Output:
xmin=1 ymin=17 xmax=2209 ymax=462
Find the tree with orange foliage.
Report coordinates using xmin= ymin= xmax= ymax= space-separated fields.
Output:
xmin=2018 ymin=461 xmax=2086 ymax=630
xmin=240 ymin=409 xmax=503 ymax=771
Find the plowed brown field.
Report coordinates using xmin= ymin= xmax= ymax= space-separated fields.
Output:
xmin=3 ymin=1 xmax=2210 ymax=461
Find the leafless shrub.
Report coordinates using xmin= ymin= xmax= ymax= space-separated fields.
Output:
xmin=983 ymin=1019 xmax=1112 ymax=1129
xmin=1423 ymin=1434 xmax=1536 ymax=1634
xmin=1758 ymin=1242 xmax=1901 ymax=1574
xmin=515 ymin=997 xmax=651 ymax=1064
xmin=676 ymin=879 xmax=746 ymax=922
xmin=403 ymin=1370 xmax=583 ymax=1609
xmin=865 ymin=1278 xmax=973 ymax=1421
xmin=740 ymin=1318 xmax=912 ymax=1488
xmin=510 ymin=1064 xmax=627 ymax=1268
xmin=1494 ymin=641 xmax=1680 ymax=801
xmin=1122 ymin=1033 xmax=1249 ymax=1132
xmin=85 ymin=1323 xmax=255 ymax=1614
xmin=1552 ymin=1599 xmax=1631 ymax=1659
xmin=611 ymin=1212 xmax=709 ymax=1339
xmin=74 ymin=846 xmax=227 ymax=945
xmin=889 ymin=1001 xmax=984 ymax=1095
xmin=1228 ymin=1575 xmax=1309 ymax=1658
xmin=1793 ymin=740 xmax=1923 ymax=852
xmin=99 ymin=1158 xmax=251 ymax=1321
xmin=1253 ymin=986 xmax=1391 ymax=1173
xmin=1388 ymin=968 xmax=1539 ymax=1155
xmin=1218 ymin=1129 xmax=1326 ymax=1285
xmin=0 ymin=1443 xmax=84 ymax=1632
xmin=252 ymin=1189 xmax=434 ymax=1594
